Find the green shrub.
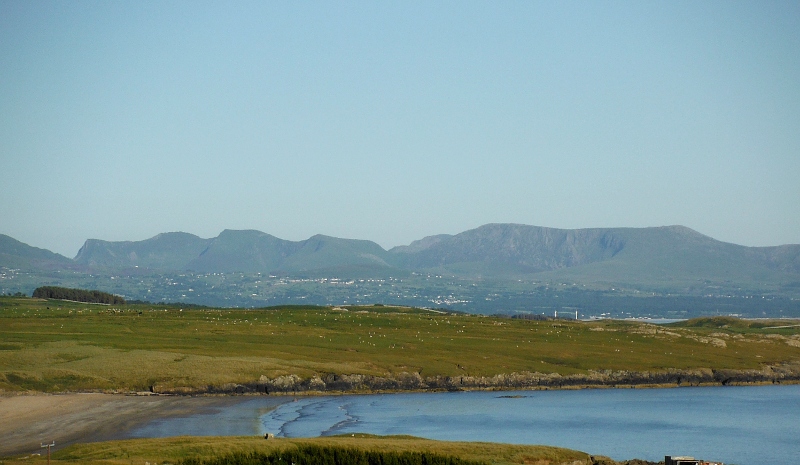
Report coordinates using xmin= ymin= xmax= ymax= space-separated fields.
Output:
xmin=32 ymin=286 xmax=125 ymax=304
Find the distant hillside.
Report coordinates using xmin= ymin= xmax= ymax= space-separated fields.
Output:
xmin=390 ymin=234 xmax=453 ymax=254
xmin=0 ymin=234 xmax=75 ymax=271
xmin=5 ymin=225 xmax=800 ymax=297
xmin=278 ymin=234 xmax=393 ymax=272
xmin=73 ymin=229 xmax=396 ymax=275
xmin=388 ymin=224 xmax=627 ymax=274
xmin=183 ymin=230 xmax=392 ymax=273
xmin=183 ymin=230 xmax=294 ymax=273
xmin=388 ymin=224 xmax=800 ymax=291
xmin=526 ymin=226 xmax=800 ymax=291
xmin=74 ymin=232 xmax=211 ymax=270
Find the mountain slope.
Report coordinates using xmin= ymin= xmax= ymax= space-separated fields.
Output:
xmin=185 ymin=230 xmax=300 ymax=273
xmin=390 ymin=234 xmax=453 ymax=254
xmin=7 ymin=224 xmax=800 ymax=295
xmin=280 ymin=235 xmax=393 ymax=272
xmin=388 ymin=224 xmax=800 ymax=290
xmin=186 ymin=231 xmax=394 ymax=274
xmin=0 ymin=234 xmax=75 ymax=270
xmin=389 ymin=223 xmax=628 ymax=274
xmin=74 ymin=232 xmax=212 ymax=270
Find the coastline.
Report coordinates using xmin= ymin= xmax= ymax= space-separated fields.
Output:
xmin=0 ymin=393 xmax=288 ymax=457
xmin=3 ymin=366 xmax=799 ymax=458
xmin=149 ymin=364 xmax=800 ymax=395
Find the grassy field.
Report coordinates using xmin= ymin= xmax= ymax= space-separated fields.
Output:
xmin=1 ymin=296 xmax=800 ymax=392
xmin=0 ymin=435 xmax=593 ymax=465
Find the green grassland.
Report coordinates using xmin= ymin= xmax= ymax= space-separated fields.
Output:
xmin=1 ymin=435 xmax=594 ymax=465
xmin=1 ymin=296 xmax=800 ymax=393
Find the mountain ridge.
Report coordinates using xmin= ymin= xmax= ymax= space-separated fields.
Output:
xmin=74 ymin=232 xmax=212 ymax=270
xmin=3 ymin=225 xmax=800 ymax=296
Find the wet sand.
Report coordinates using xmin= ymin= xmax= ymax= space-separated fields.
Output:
xmin=0 ymin=393 xmax=287 ymax=457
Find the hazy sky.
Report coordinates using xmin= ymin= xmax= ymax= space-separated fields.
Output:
xmin=2 ymin=1 xmax=799 ymax=257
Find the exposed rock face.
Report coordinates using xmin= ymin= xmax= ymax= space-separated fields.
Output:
xmin=390 ymin=224 xmax=630 ymax=273
xmin=152 ymin=363 xmax=800 ymax=395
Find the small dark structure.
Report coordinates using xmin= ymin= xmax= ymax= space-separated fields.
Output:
xmin=665 ymin=457 xmax=699 ymax=465
xmin=665 ymin=456 xmax=723 ymax=465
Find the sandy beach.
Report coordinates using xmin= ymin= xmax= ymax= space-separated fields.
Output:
xmin=0 ymin=393 xmax=286 ymax=457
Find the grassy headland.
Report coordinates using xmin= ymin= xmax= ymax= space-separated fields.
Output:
xmin=1 ymin=296 xmax=799 ymax=393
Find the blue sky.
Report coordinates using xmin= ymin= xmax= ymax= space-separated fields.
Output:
xmin=2 ymin=1 xmax=799 ymax=257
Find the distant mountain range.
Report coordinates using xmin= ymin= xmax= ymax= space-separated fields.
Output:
xmin=3 ymin=224 xmax=800 ymax=295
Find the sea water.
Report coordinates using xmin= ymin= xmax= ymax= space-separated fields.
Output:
xmin=129 ymin=384 xmax=800 ymax=465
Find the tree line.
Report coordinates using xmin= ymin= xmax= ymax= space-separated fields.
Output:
xmin=32 ymin=286 xmax=125 ymax=305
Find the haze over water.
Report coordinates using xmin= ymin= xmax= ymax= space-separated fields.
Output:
xmin=130 ymin=385 xmax=800 ymax=465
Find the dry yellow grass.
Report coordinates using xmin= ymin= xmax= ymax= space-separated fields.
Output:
xmin=2 ymin=297 xmax=799 ymax=393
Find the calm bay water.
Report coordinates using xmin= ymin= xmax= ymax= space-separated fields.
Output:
xmin=129 ymin=385 xmax=800 ymax=465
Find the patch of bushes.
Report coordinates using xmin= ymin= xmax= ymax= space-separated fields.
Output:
xmin=32 ymin=286 xmax=125 ymax=304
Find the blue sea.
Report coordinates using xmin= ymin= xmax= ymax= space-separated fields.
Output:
xmin=128 ymin=384 xmax=800 ymax=465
